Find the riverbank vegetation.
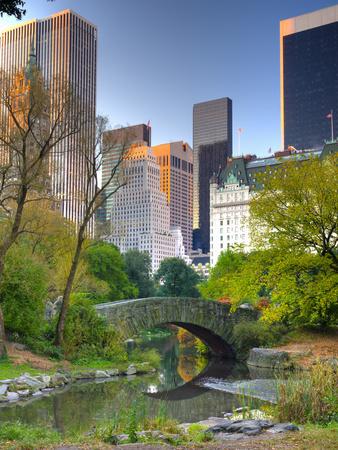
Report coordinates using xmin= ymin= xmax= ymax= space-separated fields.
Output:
xmin=0 ymin=411 xmax=337 ymax=449
xmin=276 ymin=362 xmax=337 ymax=424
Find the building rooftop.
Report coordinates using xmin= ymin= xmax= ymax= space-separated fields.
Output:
xmin=219 ymin=141 xmax=338 ymax=189
xmin=1 ymin=9 xmax=96 ymax=33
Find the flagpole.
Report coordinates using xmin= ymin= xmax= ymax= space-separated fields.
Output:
xmin=237 ymin=128 xmax=243 ymax=156
xmin=331 ymin=110 xmax=334 ymax=142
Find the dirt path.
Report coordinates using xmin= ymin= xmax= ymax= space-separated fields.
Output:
xmin=6 ymin=342 xmax=70 ymax=371
xmin=274 ymin=329 xmax=338 ymax=368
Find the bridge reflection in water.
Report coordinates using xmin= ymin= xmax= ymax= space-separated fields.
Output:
xmin=0 ymin=331 xmax=260 ymax=433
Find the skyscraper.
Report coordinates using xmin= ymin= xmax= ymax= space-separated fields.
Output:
xmin=152 ymin=141 xmax=193 ymax=253
xmin=101 ymin=124 xmax=151 ymax=221
xmin=107 ymin=145 xmax=177 ymax=273
xmin=0 ymin=9 xmax=97 ymax=226
xmin=193 ymin=97 xmax=232 ymax=252
xmin=280 ymin=4 xmax=338 ymax=150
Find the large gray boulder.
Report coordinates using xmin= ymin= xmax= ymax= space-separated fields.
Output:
xmin=125 ymin=364 xmax=137 ymax=375
xmin=247 ymin=348 xmax=293 ymax=370
xmin=94 ymin=370 xmax=109 ymax=379
xmin=7 ymin=392 xmax=19 ymax=401
xmin=16 ymin=374 xmax=46 ymax=390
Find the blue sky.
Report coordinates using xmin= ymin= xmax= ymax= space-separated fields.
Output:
xmin=1 ymin=0 xmax=337 ymax=156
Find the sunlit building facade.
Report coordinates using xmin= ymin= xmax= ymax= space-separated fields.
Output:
xmin=152 ymin=141 xmax=193 ymax=253
xmin=101 ymin=124 xmax=151 ymax=222
xmin=106 ymin=146 xmax=178 ymax=273
xmin=0 ymin=9 xmax=97 ymax=228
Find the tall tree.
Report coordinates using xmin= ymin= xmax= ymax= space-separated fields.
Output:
xmin=0 ymin=65 xmax=79 ymax=356
xmin=123 ymin=249 xmax=154 ymax=298
xmin=0 ymin=0 xmax=26 ymax=19
xmin=250 ymin=154 xmax=338 ymax=268
xmin=155 ymin=257 xmax=201 ymax=298
xmin=199 ymin=249 xmax=247 ymax=300
xmin=85 ymin=242 xmax=138 ymax=302
xmin=55 ymin=118 xmax=131 ymax=346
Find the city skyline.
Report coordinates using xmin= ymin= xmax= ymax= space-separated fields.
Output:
xmin=1 ymin=0 xmax=337 ymax=157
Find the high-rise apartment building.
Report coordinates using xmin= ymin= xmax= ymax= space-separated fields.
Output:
xmin=0 ymin=9 xmax=97 ymax=227
xmin=101 ymin=124 xmax=151 ymax=221
xmin=193 ymin=97 xmax=232 ymax=252
xmin=152 ymin=141 xmax=193 ymax=253
xmin=280 ymin=4 xmax=338 ymax=150
xmin=107 ymin=145 xmax=178 ymax=273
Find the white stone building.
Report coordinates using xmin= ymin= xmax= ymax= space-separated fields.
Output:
xmin=106 ymin=146 xmax=183 ymax=272
xmin=209 ymin=145 xmax=335 ymax=267
xmin=210 ymin=172 xmax=251 ymax=266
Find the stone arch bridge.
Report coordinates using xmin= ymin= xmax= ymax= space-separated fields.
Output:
xmin=95 ymin=297 xmax=255 ymax=360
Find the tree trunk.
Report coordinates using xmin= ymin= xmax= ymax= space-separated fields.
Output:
xmin=0 ymin=305 xmax=6 ymax=358
xmin=0 ymin=253 xmax=6 ymax=357
xmin=0 ymin=186 xmax=28 ymax=357
xmin=55 ymin=226 xmax=85 ymax=347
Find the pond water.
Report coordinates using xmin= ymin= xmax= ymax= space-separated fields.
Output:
xmin=0 ymin=330 xmax=272 ymax=435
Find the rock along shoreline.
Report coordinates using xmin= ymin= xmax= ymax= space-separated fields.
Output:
xmin=0 ymin=362 xmax=156 ymax=405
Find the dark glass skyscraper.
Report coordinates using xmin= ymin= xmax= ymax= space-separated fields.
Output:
xmin=193 ymin=97 xmax=232 ymax=252
xmin=280 ymin=5 xmax=338 ymax=150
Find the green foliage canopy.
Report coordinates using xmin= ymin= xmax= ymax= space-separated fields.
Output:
xmin=0 ymin=246 xmax=48 ymax=339
xmin=250 ymin=154 xmax=338 ymax=267
xmin=85 ymin=241 xmax=138 ymax=302
xmin=199 ymin=250 xmax=247 ymax=300
xmin=199 ymin=249 xmax=337 ymax=328
xmin=123 ymin=249 xmax=155 ymax=298
xmin=155 ymin=257 xmax=200 ymax=297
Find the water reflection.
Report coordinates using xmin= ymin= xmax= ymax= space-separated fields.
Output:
xmin=0 ymin=329 xmax=261 ymax=434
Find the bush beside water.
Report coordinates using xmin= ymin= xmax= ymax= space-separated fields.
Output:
xmin=232 ymin=320 xmax=287 ymax=356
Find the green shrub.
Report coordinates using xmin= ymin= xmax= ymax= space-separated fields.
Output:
xmin=186 ymin=424 xmax=212 ymax=443
xmin=276 ymin=363 xmax=338 ymax=424
xmin=129 ymin=348 xmax=161 ymax=368
xmin=63 ymin=298 xmax=127 ymax=362
xmin=25 ymin=335 xmax=64 ymax=360
xmin=0 ymin=248 xmax=48 ymax=340
xmin=262 ymin=254 xmax=338 ymax=328
xmin=233 ymin=320 xmax=286 ymax=355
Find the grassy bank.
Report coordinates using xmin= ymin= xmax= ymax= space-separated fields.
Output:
xmin=0 ymin=421 xmax=337 ymax=449
xmin=0 ymin=360 xmax=46 ymax=379
xmin=0 ymin=345 xmax=160 ymax=380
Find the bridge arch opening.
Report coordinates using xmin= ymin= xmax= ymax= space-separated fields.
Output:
xmin=163 ymin=322 xmax=235 ymax=359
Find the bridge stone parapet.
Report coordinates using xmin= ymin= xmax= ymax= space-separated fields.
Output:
xmin=95 ymin=297 xmax=256 ymax=360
